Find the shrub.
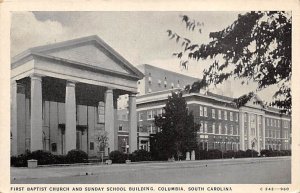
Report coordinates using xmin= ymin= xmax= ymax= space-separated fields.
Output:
xmin=30 ymin=150 xmax=56 ymax=165
xmin=195 ymin=150 xmax=208 ymax=160
xmin=245 ymin=149 xmax=259 ymax=157
xmin=235 ymin=150 xmax=246 ymax=158
xmin=260 ymin=149 xmax=272 ymax=157
xmin=208 ymin=149 xmax=223 ymax=159
xmin=66 ymin=149 xmax=88 ymax=163
xmin=109 ymin=150 xmax=126 ymax=163
xmin=54 ymin=155 xmax=68 ymax=164
xmin=223 ymin=150 xmax=235 ymax=158
xmin=281 ymin=150 xmax=292 ymax=156
xmin=131 ymin=149 xmax=152 ymax=162
xmin=11 ymin=152 xmax=31 ymax=167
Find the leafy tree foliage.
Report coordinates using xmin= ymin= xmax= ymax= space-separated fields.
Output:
xmin=167 ymin=12 xmax=291 ymax=113
xmin=151 ymin=92 xmax=198 ymax=160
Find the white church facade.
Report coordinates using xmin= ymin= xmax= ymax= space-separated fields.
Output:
xmin=11 ymin=35 xmax=144 ymax=156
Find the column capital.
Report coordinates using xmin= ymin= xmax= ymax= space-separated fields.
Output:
xmin=106 ymin=87 xmax=114 ymax=93
xmin=30 ymin=73 xmax=43 ymax=81
xmin=129 ymin=93 xmax=137 ymax=97
xmin=66 ymin=80 xmax=77 ymax=87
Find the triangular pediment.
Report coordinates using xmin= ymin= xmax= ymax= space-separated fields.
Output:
xmin=43 ymin=43 xmax=130 ymax=74
xmin=244 ymin=95 xmax=265 ymax=109
xmin=13 ymin=35 xmax=144 ymax=79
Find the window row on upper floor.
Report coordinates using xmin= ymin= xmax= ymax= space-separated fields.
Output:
xmin=199 ymin=105 xmax=238 ymax=122
xmin=139 ymin=108 xmax=165 ymax=121
xmin=265 ymin=129 xmax=289 ymax=139
xmin=266 ymin=118 xmax=290 ymax=128
xmin=138 ymin=123 xmax=160 ymax=134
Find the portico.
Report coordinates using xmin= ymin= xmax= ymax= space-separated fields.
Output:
xmin=11 ymin=35 xmax=143 ymax=156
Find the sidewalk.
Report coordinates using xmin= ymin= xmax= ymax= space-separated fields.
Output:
xmin=11 ymin=156 xmax=290 ymax=181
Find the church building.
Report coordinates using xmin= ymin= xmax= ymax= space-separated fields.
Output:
xmin=11 ymin=35 xmax=144 ymax=156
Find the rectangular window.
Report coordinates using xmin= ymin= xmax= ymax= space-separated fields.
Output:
xmin=284 ymin=121 xmax=289 ymax=128
xmin=152 ymin=110 xmax=157 ymax=118
xmin=119 ymin=124 xmax=123 ymax=131
xmin=218 ymin=110 xmax=222 ymax=120
xmin=139 ymin=113 xmax=143 ymax=121
xmin=147 ymin=124 xmax=153 ymax=134
xmin=200 ymin=106 xmax=203 ymax=116
xmin=235 ymin=113 xmax=239 ymax=122
xmin=157 ymin=109 xmax=163 ymax=116
xmin=230 ymin=125 xmax=234 ymax=135
xmin=270 ymin=130 xmax=273 ymax=138
xmin=204 ymin=122 xmax=208 ymax=133
xmin=200 ymin=121 xmax=204 ymax=133
xmin=224 ymin=124 xmax=228 ymax=135
xmin=218 ymin=124 xmax=221 ymax=134
xmin=212 ymin=109 xmax=215 ymax=119
xmin=230 ymin=112 xmax=233 ymax=121
xmin=270 ymin=119 xmax=273 ymax=126
xmin=204 ymin=107 xmax=207 ymax=117
xmin=147 ymin=110 xmax=153 ymax=120
xmin=51 ymin=143 xmax=57 ymax=152
xmin=212 ymin=123 xmax=215 ymax=134
xmin=224 ymin=111 xmax=227 ymax=120
xmin=90 ymin=142 xmax=94 ymax=150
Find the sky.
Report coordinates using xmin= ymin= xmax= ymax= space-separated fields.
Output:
xmin=10 ymin=11 xmax=276 ymax=101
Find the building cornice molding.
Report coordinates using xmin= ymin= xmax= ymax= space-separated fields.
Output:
xmin=32 ymin=52 xmax=142 ymax=81
xmin=11 ymin=35 xmax=144 ymax=80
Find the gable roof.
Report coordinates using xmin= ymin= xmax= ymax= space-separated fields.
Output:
xmin=12 ymin=35 xmax=144 ymax=80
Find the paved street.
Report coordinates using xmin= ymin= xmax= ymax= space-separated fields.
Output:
xmin=11 ymin=156 xmax=290 ymax=184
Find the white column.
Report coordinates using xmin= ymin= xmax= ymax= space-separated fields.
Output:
xmin=262 ymin=117 xmax=266 ymax=149
xmin=248 ymin=113 xmax=251 ymax=149
xmin=11 ymin=81 xmax=18 ymax=155
xmin=105 ymin=88 xmax=114 ymax=152
xmin=65 ymin=81 xmax=76 ymax=153
xmin=128 ymin=93 xmax=137 ymax=153
xmin=240 ymin=112 xmax=245 ymax=150
xmin=30 ymin=74 xmax=43 ymax=151
xmin=257 ymin=115 xmax=260 ymax=152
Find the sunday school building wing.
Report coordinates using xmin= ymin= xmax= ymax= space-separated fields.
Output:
xmin=11 ymin=35 xmax=144 ymax=156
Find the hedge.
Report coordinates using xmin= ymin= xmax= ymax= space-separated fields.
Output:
xmin=11 ymin=149 xmax=88 ymax=167
xmin=109 ymin=150 xmax=127 ymax=163
xmin=66 ymin=149 xmax=88 ymax=163
xmin=130 ymin=149 xmax=152 ymax=162
xmin=260 ymin=149 xmax=291 ymax=157
xmin=192 ymin=149 xmax=290 ymax=160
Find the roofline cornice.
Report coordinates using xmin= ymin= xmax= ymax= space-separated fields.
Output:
xmin=12 ymin=35 xmax=144 ymax=80
xmin=31 ymin=52 xmax=142 ymax=81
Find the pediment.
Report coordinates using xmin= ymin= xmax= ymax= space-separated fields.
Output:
xmin=43 ymin=43 xmax=130 ymax=74
xmin=244 ymin=95 xmax=264 ymax=109
xmin=13 ymin=35 xmax=144 ymax=80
